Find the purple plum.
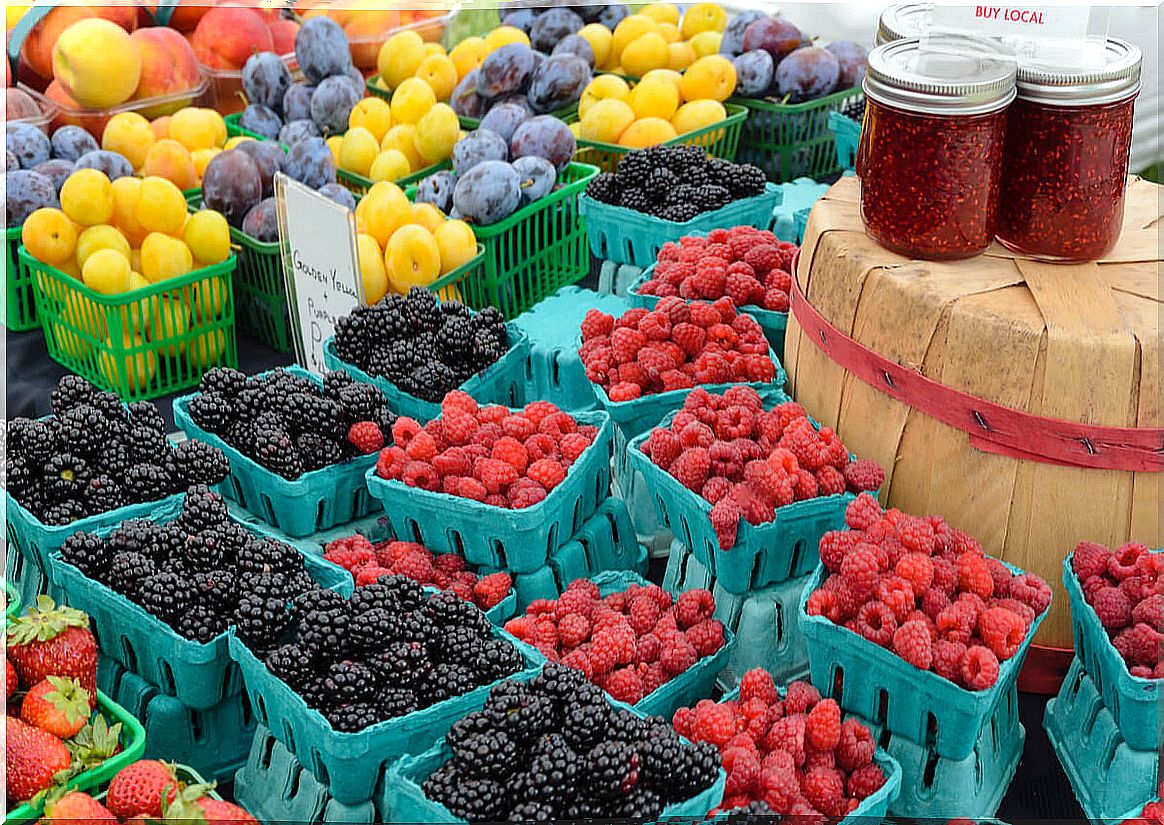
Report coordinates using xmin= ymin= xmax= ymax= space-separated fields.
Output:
xmin=6 ymin=170 xmax=57 ymax=225
xmin=477 ymin=44 xmax=536 ymax=99
xmin=512 ymin=155 xmax=555 ymax=204
xmin=202 ymin=149 xmax=263 ymax=228
xmin=33 ymin=158 xmax=74 ymax=193
xmin=527 ymin=54 xmax=589 ymax=113
xmin=721 ymin=11 xmax=767 ymax=57
xmin=453 ymin=160 xmax=521 ymax=225
xmin=743 ymin=17 xmax=803 ymax=65
xmin=283 ymin=82 xmax=316 ymax=122
xmin=733 ymin=50 xmax=774 ymax=97
xmin=285 ymin=137 xmax=337 ymax=189
xmin=239 ymin=103 xmax=283 ymax=140
xmin=6 ymin=122 xmax=51 ymax=169
xmin=530 ymin=7 xmax=584 ymax=53
xmin=828 ymin=40 xmax=868 ymax=89
xmin=318 ymin=183 xmax=356 ymax=210
xmin=510 ymin=115 xmax=575 ymax=171
xmin=451 ymin=70 xmax=486 ymax=119
xmin=776 ymin=46 xmax=840 ymax=102
xmin=310 ymin=75 xmax=361 ymax=134
xmin=295 ymin=16 xmax=352 ymax=84
xmin=553 ymin=34 xmax=595 ymax=69
xmin=415 ymin=170 xmax=456 ymax=213
xmin=478 ymin=102 xmax=530 ymax=146
xmin=236 ymin=140 xmax=285 ymax=197
xmin=73 ymin=150 xmax=132 ymax=180
xmin=243 ymin=52 xmax=292 ymax=112
xmin=50 ymin=125 xmax=98 ymax=162
xmin=453 ymin=128 xmax=509 ymax=175
xmin=279 ymin=119 xmax=322 ymax=146
xmin=242 ymin=197 xmax=279 ymax=242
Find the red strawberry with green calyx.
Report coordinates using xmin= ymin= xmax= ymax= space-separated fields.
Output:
xmin=21 ymin=675 xmax=91 ymax=738
xmin=7 ymin=596 xmax=97 ymax=709
xmin=162 ymin=781 xmax=259 ymax=825
xmin=106 ymin=760 xmax=181 ymax=819
xmin=44 ymin=791 xmax=118 ymax=825
xmin=5 ymin=716 xmax=73 ymax=803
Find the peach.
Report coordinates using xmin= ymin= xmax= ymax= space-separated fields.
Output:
xmin=191 ymin=6 xmax=273 ymax=71
xmin=21 ymin=5 xmax=137 ymax=82
xmin=142 ymin=0 xmax=216 ymax=33
xmin=143 ymin=139 xmax=197 ymax=191
xmin=342 ymin=7 xmax=401 ymax=70
xmin=129 ymin=28 xmax=201 ymax=117
xmin=268 ymin=20 xmax=299 ymax=56
xmin=45 ymin=80 xmax=108 ymax=138
xmin=53 ymin=18 xmax=142 ymax=109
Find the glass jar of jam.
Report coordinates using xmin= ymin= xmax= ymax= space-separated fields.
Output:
xmin=858 ymin=39 xmax=1016 ymax=260
xmin=996 ymin=39 xmax=1142 ymax=261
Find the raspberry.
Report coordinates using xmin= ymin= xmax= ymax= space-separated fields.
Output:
xmin=680 ymin=420 xmax=715 ymax=448
xmin=784 ymin=680 xmax=821 ymax=715
xmin=874 ymin=575 xmax=915 ymax=623
xmin=813 ymin=465 xmax=846 ymax=497
xmin=432 ymin=446 xmax=472 ymax=479
xmin=517 ymin=402 xmax=557 ymax=426
xmin=390 ymin=417 xmax=421 ymax=447
xmin=659 ymin=634 xmax=699 ymax=676
xmin=715 ymin=405 xmax=756 ymax=441
xmin=937 ymin=604 xmax=975 ymax=645
xmin=392 ymin=549 xmax=435 ymax=583
xmin=692 ymin=702 xmax=738 ymax=746
xmin=991 ymin=598 xmax=1036 ymax=631
xmin=676 ymin=589 xmax=715 ymax=629
xmin=760 ymin=766 xmax=801 ymax=814
xmin=1072 ymin=541 xmax=1113 ymax=580
xmin=896 ymin=515 xmax=935 ymax=555
xmin=490 ymin=436 xmax=528 ymax=474
xmin=764 ymin=713 xmax=808 ymax=767
xmin=1092 ymin=586 xmax=1133 ymax=629
xmin=792 ymin=469 xmax=819 ymax=501
xmin=1110 ymin=542 xmax=1149 ymax=580
xmin=933 ymin=638 xmax=968 ymax=685
xmin=957 ymin=553 xmax=995 ymax=599
xmin=1115 ymin=622 xmax=1162 ymax=667
xmin=961 ymin=645 xmax=1000 ymax=690
xmin=432 ymin=553 xmax=466 ymax=575
xmin=402 ymin=460 xmax=440 ymax=491
xmin=921 ymin=586 xmax=951 ymax=621
xmin=932 ymin=557 xmax=958 ymax=596
xmin=342 ymin=421 xmax=383 ymax=454
xmin=802 ymin=767 xmax=846 ymax=817
xmin=855 ymin=600 xmax=897 ymax=647
xmin=402 ymin=429 xmax=437 ymax=462
xmin=845 ymin=493 xmax=883 ymax=530
xmin=458 ymin=477 xmax=487 ymax=501
xmin=521 ymin=458 xmax=564 ymax=492
xmin=625 ymin=595 xmax=660 ymax=635
xmin=507 ymin=477 xmax=547 ymax=509
xmin=1132 ymin=594 xmax=1164 ymax=631
xmin=602 ymin=666 xmax=644 ymax=704
xmin=841 ymin=547 xmax=879 ymax=600
xmin=893 ymin=619 xmax=933 ymax=670
xmin=471 ymin=572 xmax=511 ymax=609
xmin=499 ymin=414 xmax=536 ymax=442
xmin=723 ymin=746 xmax=761 ymax=796
xmin=710 ymin=440 xmax=745 ymax=480
xmin=736 ymin=668 xmax=779 ymax=707
xmin=1008 ymin=573 xmax=1052 ymax=615
xmin=805 ymin=698 xmax=841 ymax=751
xmin=743 ymin=245 xmax=780 ymax=275
xmin=700 ymin=476 xmax=734 ymax=505
xmin=818 ymin=530 xmax=857 ymax=573
xmin=835 ymin=718 xmax=874 ymax=771
xmin=375 ymin=445 xmax=408 ymax=480
xmin=711 ymin=494 xmax=742 ymax=550
xmin=671 ymin=449 xmax=712 ymax=493
xmin=686 ymin=619 xmax=726 ymax=657
xmin=806 ymin=589 xmax=841 ymax=623
xmin=895 ymin=552 xmax=934 ymax=596
xmin=847 ymin=764 xmax=887 ymax=800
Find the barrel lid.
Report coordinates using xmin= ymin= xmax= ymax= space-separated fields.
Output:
xmin=1017 ymin=38 xmax=1142 ymax=106
xmin=865 ymin=37 xmax=1016 ymax=116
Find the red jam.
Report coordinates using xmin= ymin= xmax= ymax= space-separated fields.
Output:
xmin=996 ymin=40 xmax=1142 ymax=261
xmin=860 ymin=100 xmax=1008 ymax=259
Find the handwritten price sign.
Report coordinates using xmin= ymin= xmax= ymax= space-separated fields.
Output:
xmin=275 ymin=173 xmax=364 ymax=375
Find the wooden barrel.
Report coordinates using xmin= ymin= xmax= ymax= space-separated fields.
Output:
xmin=786 ymin=175 xmax=1162 ymax=650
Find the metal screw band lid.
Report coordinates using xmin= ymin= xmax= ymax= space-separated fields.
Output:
xmin=1016 ymin=38 xmax=1142 ymax=106
xmin=876 ymin=3 xmax=933 ymax=46
xmin=864 ymin=38 xmax=1017 ymax=116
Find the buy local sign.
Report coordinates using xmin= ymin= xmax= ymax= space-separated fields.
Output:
xmin=929 ymin=5 xmax=1092 ymax=40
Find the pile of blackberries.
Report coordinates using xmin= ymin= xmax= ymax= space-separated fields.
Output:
xmin=586 ymin=146 xmax=768 ymax=223
xmin=332 ymin=288 xmax=511 ymax=404
xmin=186 ymin=366 xmax=397 ymax=480
xmin=58 ymin=486 xmax=316 ymax=643
xmin=4 ymin=376 xmax=230 ymax=525
xmin=422 ymin=664 xmax=721 ymax=822
xmin=263 ymin=580 xmax=526 ymax=732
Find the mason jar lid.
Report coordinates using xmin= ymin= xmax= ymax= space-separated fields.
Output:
xmin=865 ymin=38 xmax=1017 ymax=116
xmin=876 ymin=4 xmax=933 ymax=46
xmin=1016 ymin=38 xmax=1142 ymax=106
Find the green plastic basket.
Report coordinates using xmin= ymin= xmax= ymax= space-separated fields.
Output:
xmin=579 ymin=183 xmax=781 ymax=268
xmin=322 ymin=318 xmax=528 ymax=423
xmin=730 ymin=87 xmax=866 ymax=182
xmin=21 ymin=245 xmax=238 ymax=401
xmin=799 ymin=560 xmax=1048 ymax=762
xmin=565 ymin=102 xmax=747 ymax=174
xmin=5 ymin=580 xmax=19 ymax=622
xmin=406 ymin=162 xmax=599 ymax=319
xmin=829 ymin=110 xmax=862 ymax=174
xmin=4 ymin=690 xmax=147 ymax=825
xmin=5 ymin=224 xmax=38 ymax=331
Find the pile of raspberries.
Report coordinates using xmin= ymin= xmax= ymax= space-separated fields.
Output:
xmin=805 ymin=494 xmax=1053 ymax=691
xmin=641 ymin=387 xmax=884 ymax=551
xmin=1121 ymin=788 xmax=1164 ymax=825
xmin=375 ymin=392 xmax=598 ymax=510
xmin=323 ymin=534 xmax=513 ymax=612
xmin=579 ymin=299 xmax=779 ymax=402
xmin=636 ymin=228 xmax=798 ymax=314
xmin=1072 ymin=541 xmax=1163 ymax=678
xmin=675 ymin=669 xmax=887 ymax=818
xmin=503 ymin=578 xmax=726 ymax=706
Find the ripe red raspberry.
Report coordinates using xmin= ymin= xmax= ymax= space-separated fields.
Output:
xmin=552 ymin=433 xmax=588 ymax=466
xmin=432 ymin=553 xmax=466 ymax=575
xmin=723 ymin=746 xmax=761 ymax=796
xmin=841 ymin=547 xmax=880 ymax=600
xmin=933 ymin=638 xmax=968 ymax=685
xmin=675 ymin=589 xmax=715 ymax=629
xmin=764 ymin=713 xmax=808 ymax=767
xmin=1110 ymin=542 xmax=1149 ymax=581
xmin=937 ymin=603 xmax=975 ymax=644
xmin=845 ymin=493 xmax=883 ymax=530
xmin=1072 ymin=541 xmax=1113 ymax=581
xmin=957 ymin=553 xmax=995 ymax=600
xmin=961 ymin=645 xmax=1000 ymax=690
xmin=523 ymin=433 xmax=558 ymax=464
xmin=762 ymin=287 xmax=791 ymax=312
xmin=579 ymin=309 xmax=615 ymax=341
xmin=715 ymin=405 xmax=756 ymax=441
xmin=432 ymin=447 xmax=472 ymax=479
xmin=526 ymin=458 xmax=567 ymax=492
xmin=589 ymin=625 xmax=634 ymax=676
xmin=817 ymin=530 xmax=856 ymax=573
xmin=455 ymin=477 xmax=485 ymax=501
xmin=855 ymin=601 xmax=897 ymax=647
xmin=806 ymin=589 xmax=842 ymax=623
xmin=743 ymin=245 xmax=780 ymax=275
xmin=726 ymin=272 xmax=764 ymax=308
xmin=699 ymin=475 xmax=733 ymax=505
xmin=628 ymin=596 xmax=661 ymax=635
xmin=606 ymin=382 xmax=640 ymax=401
xmin=802 ymin=766 xmax=846 ymax=817
xmin=680 ymin=420 xmax=715 ymax=448
xmin=392 ymin=549 xmax=435 ymax=583
xmin=375 ymin=445 xmax=408 ymax=480
xmin=738 ymin=667 xmax=780 ymax=705
xmin=490 ymin=437 xmax=529 ymax=474
xmin=635 ymin=632 xmax=661 ymax=665
xmin=811 ymin=465 xmax=845 ymax=497
xmin=403 ymin=429 xmax=438 ymax=462
xmin=1114 ymin=622 xmax=1162 ymax=667
xmin=784 ymin=680 xmax=821 ymax=715
xmin=875 ymin=575 xmax=915 ymax=623
xmin=893 ymin=619 xmax=934 ymax=670
xmin=473 ymin=457 xmax=519 ymax=495
xmin=391 ymin=417 xmax=422 ymax=447
xmin=402 ymin=460 xmax=440 ymax=491
xmin=472 ymin=572 xmax=511 ymax=609
xmin=507 ymin=477 xmax=547 ymax=509
xmin=659 ymin=634 xmax=699 ymax=676
xmin=1092 ymin=585 xmax=1132 ymax=629
xmin=709 ymin=441 xmax=745 ymax=480
xmin=692 ymin=701 xmax=740 ymax=747
xmin=345 ymin=421 xmax=384 ymax=454
xmin=805 ymin=698 xmax=841 ymax=751
xmin=1132 ymin=594 xmax=1164 ymax=631
xmin=560 ymin=648 xmax=593 ymax=679
xmin=895 ymin=515 xmax=935 ymax=555
xmin=686 ymin=619 xmax=726 ymax=657
xmin=921 ymin=586 xmax=951 ymax=622
xmin=766 ymin=268 xmax=793 ymax=293
xmin=847 ymin=763 xmax=887 ymax=800
xmin=835 ymin=717 xmax=874 ymax=771
xmin=932 ymin=557 xmax=958 ymax=596
xmin=1008 ymin=573 xmax=1052 ymax=615
xmin=760 ymin=766 xmax=801 ymax=814
xmin=603 ymin=666 xmax=644 ymax=704
xmin=671 ymin=448 xmax=712 ymax=492
xmin=895 ymin=552 xmax=934 ymax=597
xmin=710 ymin=494 xmax=743 ymax=550
xmin=841 ymin=459 xmax=885 ymax=494
xmin=469 ymin=423 xmax=502 ymax=451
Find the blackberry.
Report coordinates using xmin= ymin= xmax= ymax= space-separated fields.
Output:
xmin=139 ymin=570 xmax=195 ymax=620
xmin=510 ymin=745 xmax=580 ymax=810
xmin=43 ymin=453 xmax=90 ymax=501
xmin=507 ymin=801 xmax=556 ymax=822
xmin=726 ymin=799 xmax=779 ymax=819
xmin=51 ymin=375 xmax=98 ymax=416
xmin=439 ymin=315 xmax=474 ymax=364
xmin=236 ymin=537 xmax=304 ymax=580
xmin=172 ymin=440 xmax=230 ymax=487
xmin=325 ymin=660 xmax=379 ymax=703
xmin=426 ymin=775 xmax=507 ymax=823
xmin=482 ymin=682 xmax=555 ymax=745
xmin=126 ymin=426 xmax=170 ymax=465
xmin=370 ymin=575 xmax=426 ymax=611
xmin=614 ymin=786 xmax=663 ymax=818
xmin=187 ymin=392 xmax=234 ymax=434
xmin=298 ymin=607 xmax=352 ymax=662
xmin=285 ymin=393 xmax=345 ymax=439
xmin=730 ymin=163 xmax=767 ymax=197
xmin=223 ymin=421 xmax=256 ymax=453
xmin=175 ymin=604 xmax=228 ymax=643
xmin=643 ymin=167 xmax=678 ymax=203
xmin=378 ymin=688 xmax=419 ymax=718
xmin=586 ymin=739 xmax=639 ymax=800
xmin=198 ymin=367 xmax=248 ymax=397
xmin=56 ymin=405 xmax=110 ymax=457
xmin=89 ymin=391 xmax=128 ymax=429
xmin=41 ymin=500 xmax=86 ymax=526
xmin=6 ymin=418 xmax=39 ymax=457
xmin=178 ymin=485 xmax=227 ymax=529
xmin=125 ymin=463 xmax=174 ymax=502
xmin=107 ymin=550 xmax=156 ymax=600
xmin=419 ymin=663 xmax=479 ymax=704
xmin=324 ymin=702 xmax=384 ymax=733
xmin=251 ymin=571 xmax=300 ymax=602
xmin=147 ymin=521 xmax=186 ymax=564
xmin=439 ymin=625 xmax=487 ymax=663
xmin=424 ymin=590 xmax=490 ymax=635
xmin=403 ymin=287 xmax=441 ymax=332
xmin=450 ymin=730 xmax=518 ymax=779
xmin=233 ymin=386 xmax=268 ymax=422
xmin=266 ymin=643 xmax=316 ymax=689
xmin=293 ymin=587 xmax=346 ymax=621
xmin=693 ymin=183 xmax=732 ymax=211
xmin=472 ymin=639 xmax=525 ymax=682
xmin=295 ymin=433 xmax=345 ymax=472
xmin=83 ymin=474 xmax=128 ymax=514
xmin=59 ymin=531 xmax=110 ymax=578
xmin=470 ymin=330 xmax=508 ymax=372
xmin=669 ymin=740 xmax=720 ymax=800
xmin=321 ymin=369 xmax=355 ymax=404
xmin=584 ymin=172 xmax=621 ymax=204
xmin=254 ymin=428 xmax=304 ymax=480
xmin=5 ymin=458 xmax=36 ymax=499
xmin=299 ymin=675 xmax=331 ymax=709
xmin=561 ymin=696 xmax=613 ymax=752
xmin=438 ymin=300 xmax=471 ymax=320
xmin=349 ymin=607 xmax=402 ymax=653
xmin=18 ymin=420 xmax=60 ymax=466
xmin=193 ymin=568 xmax=237 ymax=612
xmin=619 ymin=188 xmax=652 ymax=214
xmin=126 ymin=401 xmax=166 ymax=433
xmin=94 ymin=440 xmax=132 ymax=478
xmin=254 ymin=411 xmax=287 ymax=433
xmin=108 ymin=519 xmax=157 ymax=555
xmin=337 ymin=383 xmax=387 ymax=424
xmin=234 ymin=593 xmax=290 ymax=651
xmin=661 ymin=201 xmax=703 ymax=223
xmin=368 ymin=641 xmax=431 ymax=688
xmin=447 ymin=712 xmax=493 ymax=751
xmin=530 ymin=663 xmax=590 ymax=702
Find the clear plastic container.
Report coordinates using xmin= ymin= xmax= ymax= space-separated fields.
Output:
xmin=20 ymin=73 xmax=216 ymax=139
xmin=997 ymin=39 xmax=1142 ymax=261
xmin=7 ymin=89 xmax=56 ymax=133
xmin=200 ymin=54 xmax=295 ymax=117
xmin=344 ymin=11 xmax=448 ymax=74
xmin=858 ymin=39 xmax=1016 ymax=260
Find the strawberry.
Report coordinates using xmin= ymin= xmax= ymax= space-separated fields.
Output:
xmin=5 ymin=716 xmax=72 ymax=803
xmin=7 ymin=597 xmax=97 ymax=709
xmin=21 ymin=676 xmax=91 ymax=739
xmin=45 ymin=791 xmax=118 ymax=825
xmin=106 ymin=760 xmax=181 ymax=819
xmin=194 ymin=798 xmax=261 ymax=825
xmin=5 ymin=657 xmax=16 ymax=699
xmin=162 ymin=783 xmax=258 ymax=825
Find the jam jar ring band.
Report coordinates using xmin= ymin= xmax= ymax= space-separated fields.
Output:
xmin=788 ymin=257 xmax=1163 ymax=473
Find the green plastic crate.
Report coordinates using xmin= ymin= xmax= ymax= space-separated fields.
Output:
xmin=322 ymin=319 xmax=528 ymax=423
xmin=579 ymin=182 xmax=781 ymax=268
xmin=730 ymin=87 xmax=866 ymax=182
xmin=21 ymin=245 xmax=238 ymax=401
xmin=405 ymin=162 xmax=599 ymax=319
xmin=800 ymin=560 xmax=1048 ymax=762
xmin=564 ymin=102 xmax=747 ymax=174
xmin=4 ymin=690 xmax=147 ymax=825
xmin=5 ymin=580 xmax=19 ymax=622
xmin=5 ymin=224 xmax=38 ymax=331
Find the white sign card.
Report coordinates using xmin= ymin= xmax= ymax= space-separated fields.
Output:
xmin=928 ymin=5 xmax=1092 ymax=41
xmin=275 ymin=173 xmax=364 ymax=375
xmin=924 ymin=5 xmax=1109 ymax=68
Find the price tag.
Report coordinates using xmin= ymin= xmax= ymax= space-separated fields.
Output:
xmin=275 ymin=173 xmax=363 ymax=375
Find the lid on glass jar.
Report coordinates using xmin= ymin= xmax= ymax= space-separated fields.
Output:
xmin=876 ymin=4 xmax=933 ymax=46
xmin=1016 ymin=38 xmax=1142 ymax=106
xmin=865 ymin=38 xmax=1016 ymax=116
